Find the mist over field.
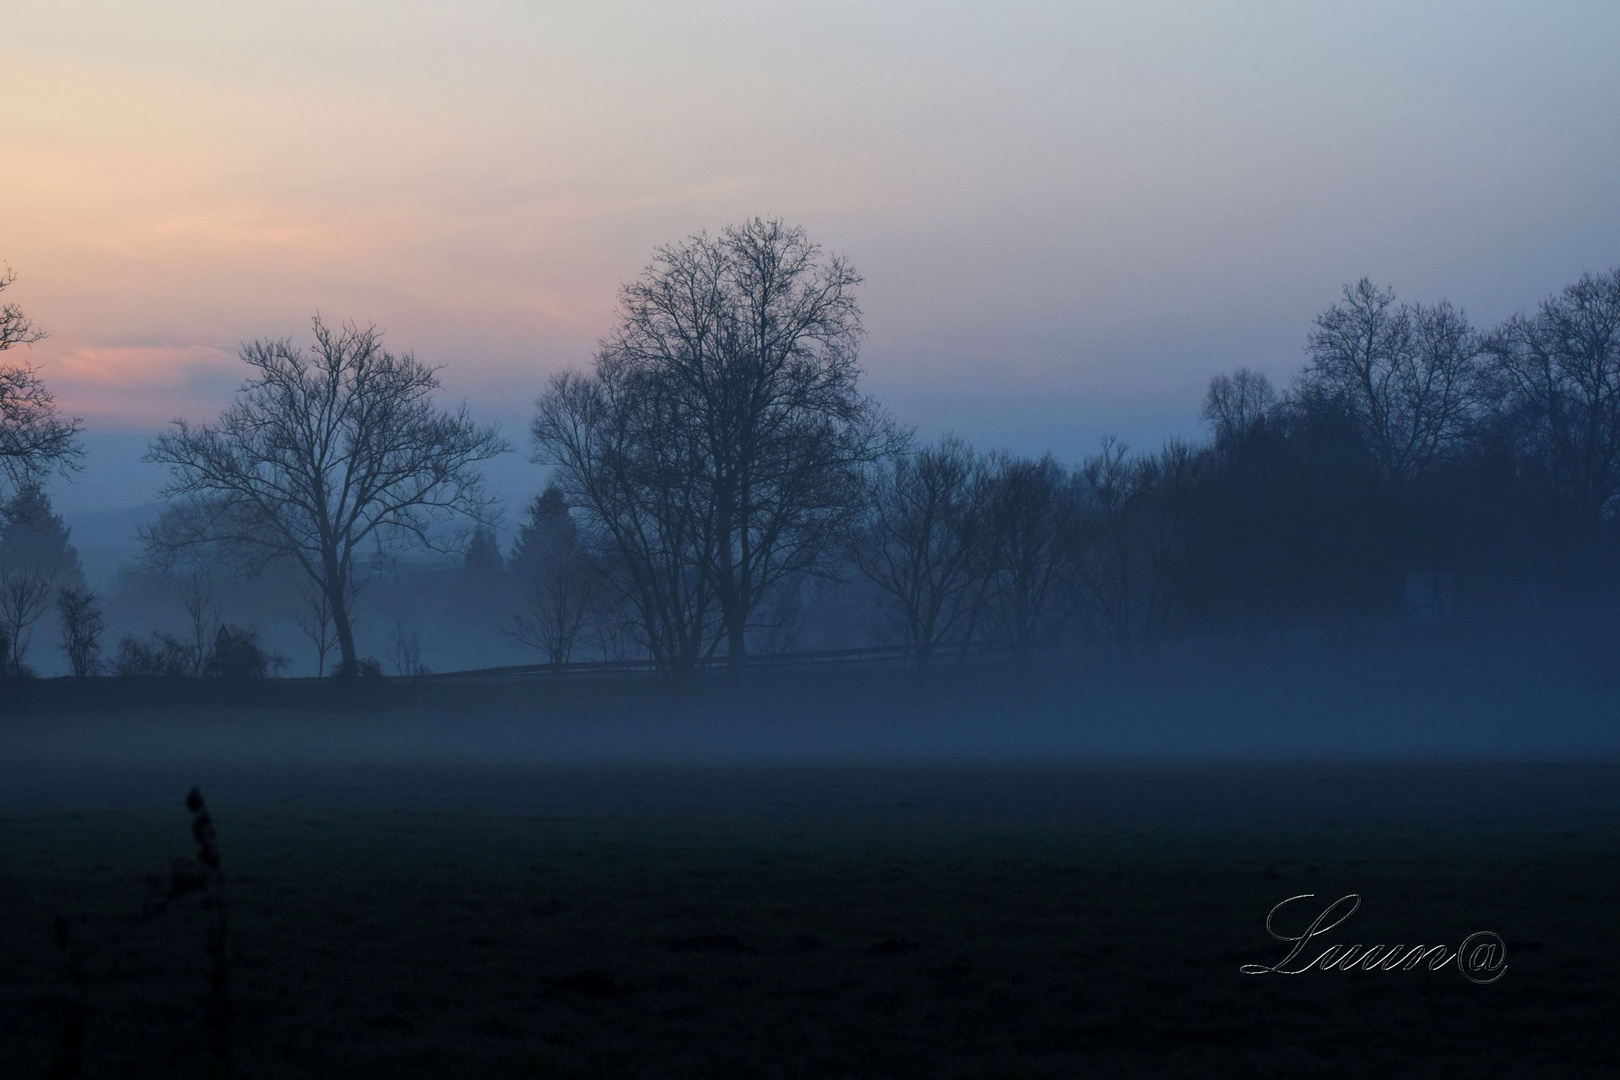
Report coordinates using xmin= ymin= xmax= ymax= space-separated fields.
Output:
xmin=4 ymin=639 xmax=1620 ymax=775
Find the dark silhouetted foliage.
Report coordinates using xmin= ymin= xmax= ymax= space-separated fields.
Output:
xmin=113 ymin=633 xmax=193 ymax=678
xmin=203 ymin=624 xmax=283 ymax=680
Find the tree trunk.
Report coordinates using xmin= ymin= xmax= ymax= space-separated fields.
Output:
xmin=330 ymin=586 xmax=359 ymax=677
xmin=725 ymin=614 xmax=746 ymax=675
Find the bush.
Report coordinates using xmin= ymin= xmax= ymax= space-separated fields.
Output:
xmin=202 ymin=625 xmax=285 ymax=680
xmin=113 ymin=634 xmax=192 ymax=678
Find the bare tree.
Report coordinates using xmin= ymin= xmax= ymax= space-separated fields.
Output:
xmin=533 ymin=370 xmax=720 ymax=675
xmin=1301 ymin=279 xmax=1482 ymax=484
xmin=0 ymin=566 xmax=54 ymax=675
xmin=146 ymin=317 xmax=508 ymax=676
xmin=980 ymin=452 xmax=1079 ymax=660
xmin=692 ymin=220 xmax=899 ymax=669
xmin=1074 ymin=438 xmax=1137 ymax=649
xmin=0 ymin=266 xmax=44 ymax=352
xmin=1202 ymin=368 xmax=1276 ymax=444
xmin=57 ymin=585 xmax=105 ymax=677
xmin=749 ymin=579 xmax=805 ymax=657
xmin=534 ymin=220 xmax=899 ymax=676
xmin=852 ymin=437 xmax=993 ymax=668
xmin=1484 ymin=268 xmax=1620 ymax=522
xmin=294 ymin=582 xmax=339 ymax=678
xmin=586 ymin=586 xmax=642 ymax=662
xmin=510 ymin=573 xmax=595 ymax=674
xmin=1071 ymin=438 xmax=1203 ymax=652
xmin=177 ymin=574 xmax=222 ymax=677
xmin=0 ymin=267 xmax=82 ymax=497
xmin=389 ymin=620 xmax=427 ymax=677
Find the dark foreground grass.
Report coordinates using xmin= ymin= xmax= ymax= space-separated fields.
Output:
xmin=2 ymin=762 xmax=1617 ymax=1078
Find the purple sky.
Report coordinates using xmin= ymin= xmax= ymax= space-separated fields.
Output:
xmin=4 ymin=1 xmax=1618 ymax=518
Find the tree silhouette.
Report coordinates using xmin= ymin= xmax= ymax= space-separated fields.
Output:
xmin=534 ymin=220 xmax=899 ymax=676
xmin=508 ymin=484 xmax=596 ymax=673
xmin=853 ymin=437 xmax=992 ymax=668
xmin=0 ymin=267 xmax=82 ymax=499
xmin=146 ymin=317 xmax=508 ymax=676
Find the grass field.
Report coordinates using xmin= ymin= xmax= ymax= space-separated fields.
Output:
xmin=3 ymin=755 xmax=1617 ymax=1078
xmin=4 ymin=647 xmax=1618 ymax=1077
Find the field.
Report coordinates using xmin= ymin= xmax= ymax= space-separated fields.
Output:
xmin=2 ymin=651 xmax=1618 ymax=1077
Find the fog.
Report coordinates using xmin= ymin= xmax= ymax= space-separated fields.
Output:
xmin=7 ymin=640 xmax=1618 ymax=776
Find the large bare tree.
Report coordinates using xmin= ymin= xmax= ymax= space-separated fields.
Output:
xmin=0 ymin=267 xmax=82 ymax=497
xmin=533 ymin=368 xmax=721 ymax=674
xmin=1301 ymin=279 xmax=1482 ymax=485
xmin=1125 ymin=439 xmax=1205 ymax=649
xmin=146 ymin=317 xmax=508 ymax=676
xmin=1484 ymin=267 xmax=1620 ymax=523
xmin=534 ymin=219 xmax=898 ymax=675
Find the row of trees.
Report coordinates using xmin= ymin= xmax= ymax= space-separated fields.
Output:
xmin=1179 ymin=272 xmax=1620 ymax=642
xmin=3 ymin=232 xmax=1618 ymax=679
xmin=522 ymin=240 xmax=1620 ymax=672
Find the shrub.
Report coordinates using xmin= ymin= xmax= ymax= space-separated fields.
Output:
xmin=113 ymin=634 xmax=192 ymax=678
xmin=202 ymin=624 xmax=283 ymax=680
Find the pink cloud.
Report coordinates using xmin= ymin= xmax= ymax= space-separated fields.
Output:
xmin=37 ymin=343 xmax=241 ymax=426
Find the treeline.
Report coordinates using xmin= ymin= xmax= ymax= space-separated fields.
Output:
xmin=514 ymin=231 xmax=1620 ymax=675
xmin=1 ymin=230 xmax=1617 ymax=679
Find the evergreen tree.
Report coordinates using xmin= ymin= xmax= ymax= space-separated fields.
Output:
xmin=461 ymin=524 xmax=505 ymax=585
xmin=0 ymin=485 xmax=84 ymax=674
xmin=509 ymin=485 xmax=578 ymax=583
xmin=508 ymin=484 xmax=595 ymax=671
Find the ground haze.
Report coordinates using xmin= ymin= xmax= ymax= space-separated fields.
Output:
xmin=2 ymin=649 xmax=1616 ymax=1077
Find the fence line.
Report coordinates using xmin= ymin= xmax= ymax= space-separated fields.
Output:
xmin=423 ymin=642 xmax=1031 ymax=680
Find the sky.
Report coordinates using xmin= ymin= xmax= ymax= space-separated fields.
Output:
xmin=3 ymin=0 xmax=1619 ymax=522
